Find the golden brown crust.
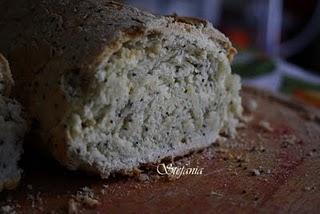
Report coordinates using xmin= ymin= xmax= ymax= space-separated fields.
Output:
xmin=0 ymin=0 xmax=236 ymax=174
xmin=0 ymin=53 xmax=14 ymax=96
xmin=169 ymin=15 xmax=208 ymax=27
xmin=169 ymin=15 xmax=237 ymax=61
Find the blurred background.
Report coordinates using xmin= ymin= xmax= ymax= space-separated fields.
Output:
xmin=122 ymin=0 xmax=320 ymax=108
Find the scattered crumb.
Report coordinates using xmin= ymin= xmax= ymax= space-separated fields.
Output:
xmin=137 ymin=173 xmax=150 ymax=182
xmin=83 ymin=196 xmax=99 ymax=207
xmin=175 ymin=158 xmax=191 ymax=167
xmin=214 ymin=139 xmax=224 ymax=146
xmin=200 ymin=147 xmax=215 ymax=160
xmin=27 ymin=184 xmax=33 ymax=190
xmin=231 ymin=170 xmax=238 ymax=176
xmin=258 ymin=145 xmax=266 ymax=152
xmin=210 ymin=191 xmax=223 ymax=197
xmin=249 ymin=144 xmax=266 ymax=153
xmin=306 ymin=150 xmax=316 ymax=157
xmin=215 ymin=148 xmax=229 ymax=154
xmin=248 ymin=99 xmax=258 ymax=112
xmin=237 ymin=122 xmax=247 ymax=129
xmin=281 ymin=134 xmax=299 ymax=148
xmin=258 ymin=166 xmax=264 ymax=173
xmin=240 ymin=115 xmax=254 ymax=123
xmin=77 ymin=187 xmax=99 ymax=207
xmin=26 ymin=192 xmax=44 ymax=210
xmin=126 ymin=167 xmax=143 ymax=177
xmin=236 ymin=154 xmax=249 ymax=163
xmin=304 ymin=186 xmax=311 ymax=191
xmin=259 ymin=121 xmax=273 ymax=132
xmin=266 ymin=169 xmax=271 ymax=174
xmin=69 ymin=187 xmax=99 ymax=213
xmin=5 ymin=195 xmax=12 ymax=203
xmin=27 ymin=194 xmax=35 ymax=208
xmin=101 ymin=184 xmax=109 ymax=194
xmin=250 ymin=169 xmax=261 ymax=176
xmin=36 ymin=192 xmax=44 ymax=210
xmin=150 ymin=174 xmax=161 ymax=180
xmin=1 ymin=205 xmax=16 ymax=214
xmin=68 ymin=199 xmax=78 ymax=214
xmin=166 ymin=174 xmax=179 ymax=181
xmin=242 ymin=115 xmax=254 ymax=123
xmin=306 ymin=152 xmax=313 ymax=157
xmin=303 ymin=186 xmax=316 ymax=192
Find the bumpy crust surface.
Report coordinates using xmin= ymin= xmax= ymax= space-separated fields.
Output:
xmin=0 ymin=0 xmax=236 ymax=173
xmin=168 ymin=15 xmax=237 ymax=61
xmin=0 ymin=53 xmax=14 ymax=97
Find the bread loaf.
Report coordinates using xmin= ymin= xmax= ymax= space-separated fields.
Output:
xmin=0 ymin=0 xmax=242 ymax=178
xmin=0 ymin=54 xmax=27 ymax=192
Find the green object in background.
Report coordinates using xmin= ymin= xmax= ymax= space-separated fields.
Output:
xmin=232 ymin=52 xmax=276 ymax=78
xmin=280 ymin=75 xmax=320 ymax=95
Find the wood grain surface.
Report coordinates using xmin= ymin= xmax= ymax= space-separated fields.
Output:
xmin=1 ymin=86 xmax=320 ymax=214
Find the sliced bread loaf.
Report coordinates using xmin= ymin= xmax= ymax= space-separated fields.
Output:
xmin=0 ymin=0 xmax=242 ymax=178
xmin=0 ymin=54 xmax=27 ymax=192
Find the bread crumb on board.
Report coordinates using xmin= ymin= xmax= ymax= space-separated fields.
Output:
xmin=137 ymin=173 xmax=150 ymax=182
xmin=247 ymin=99 xmax=258 ymax=112
xmin=27 ymin=194 xmax=35 ymax=209
xmin=241 ymin=115 xmax=254 ymax=124
xmin=304 ymin=186 xmax=316 ymax=192
xmin=27 ymin=184 xmax=33 ymax=190
xmin=259 ymin=121 xmax=273 ymax=132
xmin=68 ymin=187 xmax=99 ymax=214
xmin=68 ymin=199 xmax=78 ymax=214
xmin=209 ymin=191 xmax=223 ymax=197
xmin=281 ymin=134 xmax=302 ymax=149
xmin=26 ymin=192 xmax=44 ymax=211
xmin=250 ymin=169 xmax=261 ymax=176
xmin=1 ymin=205 xmax=16 ymax=214
xmin=100 ymin=189 xmax=106 ymax=195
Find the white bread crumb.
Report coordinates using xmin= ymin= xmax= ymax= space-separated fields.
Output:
xmin=69 ymin=187 xmax=99 ymax=213
xmin=259 ymin=121 xmax=273 ymax=132
xmin=1 ymin=205 xmax=16 ymax=214
xmin=68 ymin=199 xmax=78 ymax=214
xmin=248 ymin=99 xmax=258 ymax=112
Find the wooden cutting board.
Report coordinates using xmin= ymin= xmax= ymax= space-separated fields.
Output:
xmin=1 ymin=86 xmax=320 ymax=214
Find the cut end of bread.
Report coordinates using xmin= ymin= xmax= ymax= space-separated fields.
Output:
xmin=61 ymin=24 xmax=242 ymax=178
xmin=0 ymin=97 xmax=27 ymax=192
